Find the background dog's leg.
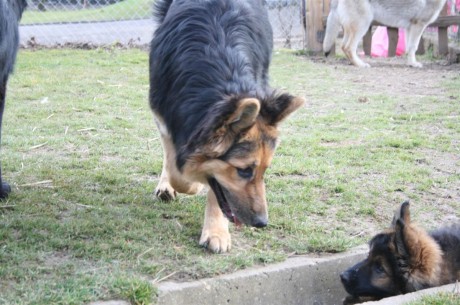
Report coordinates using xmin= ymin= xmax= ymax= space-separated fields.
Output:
xmin=199 ymin=190 xmax=231 ymax=253
xmin=341 ymin=27 xmax=350 ymax=58
xmin=0 ymin=79 xmax=11 ymax=199
xmin=406 ymin=24 xmax=426 ymax=68
xmin=343 ymin=21 xmax=372 ymax=68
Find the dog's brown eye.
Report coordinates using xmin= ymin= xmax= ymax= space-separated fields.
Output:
xmin=237 ymin=167 xmax=253 ymax=179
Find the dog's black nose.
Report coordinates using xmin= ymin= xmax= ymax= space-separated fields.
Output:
xmin=340 ymin=271 xmax=351 ymax=284
xmin=252 ymin=215 xmax=268 ymax=228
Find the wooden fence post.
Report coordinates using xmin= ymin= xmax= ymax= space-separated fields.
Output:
xmin=438 ymin=3 xmax=449 ymax=56
xmin=305 ymin=0 xmax=325 ymax=53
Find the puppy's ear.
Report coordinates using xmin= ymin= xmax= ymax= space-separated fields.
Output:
xmin=391 ymin=201 xmax=411 ymax=227
xmin=394 ymin=218 xmax=409 ymax=258
xmin=393 ymin=201 xmax=443 ymax=291
xmin=261 ymin=93 xmax=305 ymax=125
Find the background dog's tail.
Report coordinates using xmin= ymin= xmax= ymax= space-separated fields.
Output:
xmin=322 ymin=0 xmax=340 ymax=57
xmin=153 ymin=0 xmax=174 ymax=25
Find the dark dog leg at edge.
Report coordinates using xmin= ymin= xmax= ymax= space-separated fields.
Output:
xmin=0 ymin=79 xmax=11 ymax=199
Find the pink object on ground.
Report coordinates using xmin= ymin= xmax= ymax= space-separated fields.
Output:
xmin=371 ymin=26 xmax=406 ymax=57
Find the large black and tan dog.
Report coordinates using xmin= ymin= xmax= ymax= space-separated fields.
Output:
xmin=149 ymin=0 xmax=304 ymax=253
xmin=341 ymin=201 xmax=460 ymax=303
xmin=0 ymin=0 xmax=27 ymax=198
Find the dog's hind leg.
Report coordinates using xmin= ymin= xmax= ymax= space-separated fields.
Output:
xmin=342 ymin=21 xmax=372 ymax=67
xmin=0 ymin=79 xmax=12 ymax=199
xmin=405 ymin=23 xmax=427 ymax=68
xmin=154 ymin=115 xmax=203 ymax=201
xmin=199 ymin=189 xmax=231 ymax=253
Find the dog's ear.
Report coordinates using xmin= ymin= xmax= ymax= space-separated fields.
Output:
xmin=208 ymin=97 xmax=260 ymax=155
xmin=227 ymin=98 xmax=260 ymax=133
xmin=393 ymin=201 xmax=412 ymax=257
xmin=394 ymin=218 xmax=410 ymax=259
xmin=260 ymin=93 xmax=305 ymax=125
xmin=392 ymin=201 xmax=412 ymax=258
xmin=391 ymin=201 xmax=411 ymax=227
xmin=176 ymin=98 xmax=261 ymax=168
xmin=393 ymin=202 xmax=443 ymax=291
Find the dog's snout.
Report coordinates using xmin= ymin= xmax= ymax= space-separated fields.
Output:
xmin=340 ymin=270 xmax=351 ymax=284
xmin=252 ymin=215 xmax=268 ymax=228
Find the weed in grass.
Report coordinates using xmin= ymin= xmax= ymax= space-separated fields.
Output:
xmin=112 ymin=277 xmax=156 ymax=305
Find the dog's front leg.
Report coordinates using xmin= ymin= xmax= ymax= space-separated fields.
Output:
xmin=199 ymin=189 xmax=231 ymax=253
xmin=0 ymin=81 xmax=11 ymax=199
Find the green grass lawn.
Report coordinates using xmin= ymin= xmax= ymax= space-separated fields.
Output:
xmin=407 ymin=291 xmax=460 ymax=305
xmin=21 ymin=0 xmax=153 ymax=25
xmin=0 ymin=49 xmax=459 ymax=304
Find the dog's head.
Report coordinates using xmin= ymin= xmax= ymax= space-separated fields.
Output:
xmin=178 ymin=93 xmax=304 ymax=227
xmin=340 ymin=201 xmax=443 ymax=300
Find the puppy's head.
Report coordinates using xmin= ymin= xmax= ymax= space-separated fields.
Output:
xmin=178 ymin=93 xmax=304 ymax=227
xmin=340 ymin=233 xmax=401 ymax=300
xmin=340 ymin=201 xmax=443 ymax=300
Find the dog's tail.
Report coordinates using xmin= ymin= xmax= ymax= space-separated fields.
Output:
xmin=322 ymin=0 xmax=340 ymax=57
xmin=153 ymin=0 xmax=174 ymax=25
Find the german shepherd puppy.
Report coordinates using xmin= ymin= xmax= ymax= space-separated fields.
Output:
xmin=323 ymin=0 xmax=447 ymax=67
xmin=0 ymin=0 xmax=27 ymax=198
xmin=340 ymin=201 xmax=460 ymax=303
xmin=149 ymin=0 xmax=304 ymax=253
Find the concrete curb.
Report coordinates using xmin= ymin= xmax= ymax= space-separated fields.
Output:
xmin=156 ymin=246 xmax=368 ymax=305
xmin=89 ymin=246 xmax=458 ymax=305
xmin=360 ymin=283 xmax=460 ymax=305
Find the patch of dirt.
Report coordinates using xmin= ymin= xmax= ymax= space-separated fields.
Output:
xmin=314 ymin=55 xmax=460 ymax=98
xmin=313 ymin=56 xmax=460 ymax=233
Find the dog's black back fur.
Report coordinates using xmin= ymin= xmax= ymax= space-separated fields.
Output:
xmin=149 ymin=0 xmax=273 ymax=169
xmin=0 ymin=0 xmax=27 ymax=198
xmin=1 ymin=0 xmax=26 ymax=83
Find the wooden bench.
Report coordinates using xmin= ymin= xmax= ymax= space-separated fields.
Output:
xmin=323 ymin=15 xmax=460 ymax=57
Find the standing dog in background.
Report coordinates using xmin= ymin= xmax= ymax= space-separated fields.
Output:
xmin=340 ymin=201 xmax=460 ymax=303
xmin=323 ymin=0 xmax=447 ymax=67
xmin=149 ymin=0 xmax=304 ymax=253
xmin=0 ymin=0 xmax=27 ymax=198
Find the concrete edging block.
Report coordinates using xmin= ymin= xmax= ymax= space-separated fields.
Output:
xmin=360 ymin=283 xmax=459 ymax=305
xmin=156 ymin=246 xmax=368 ymax=305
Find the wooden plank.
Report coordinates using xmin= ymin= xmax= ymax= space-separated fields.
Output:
xmin=437 ymin=2 xmax=449 ymax=56
xmin=321 ymin=15 xmax=460 ymax=29
xmin=438 ymin=27 xmax=449 ymax=55
xmin=363 ymin=27 xmax=372 ymax=56
xmin=306 ymin=0 xmax=324 ymax=53
xmin=387 ymin=27 xmax=398 ymax=57
xmin=416 ymin=37 xmax=425 ymax=55
xmin=429 ymin=16 xmax=460 ymax=27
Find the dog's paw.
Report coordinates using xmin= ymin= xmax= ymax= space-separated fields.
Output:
xmin=409 ymin=61 xmax=423 ymax=68
xmin=155 ymin=183 xmax=177 ymax=201
xmin=356 ymin=62 xmax=370 ymax=68
xmin=199 ymin=228 xmax=231 ymax=253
